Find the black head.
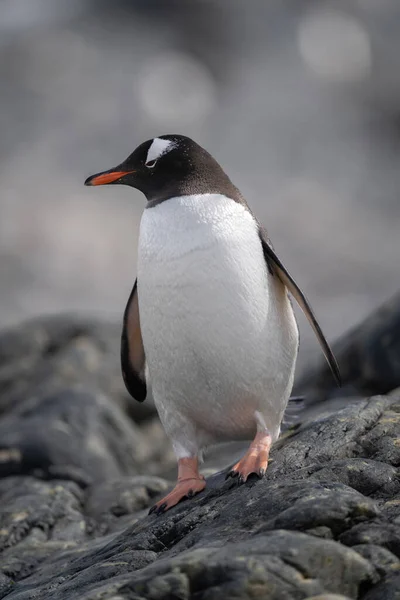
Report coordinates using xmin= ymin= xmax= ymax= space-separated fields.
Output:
xmin=84 ymin=134 xmax=242 ymax=205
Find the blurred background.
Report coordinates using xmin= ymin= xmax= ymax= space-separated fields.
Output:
xmin=1 ymin=0 xmax=400 ymax=373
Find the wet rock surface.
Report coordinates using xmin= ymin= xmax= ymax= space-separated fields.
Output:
xmin=0 ymin=316 xmax=399 ymax=599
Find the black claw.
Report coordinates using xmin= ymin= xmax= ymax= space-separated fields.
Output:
xmin=149 ymin=502 xmax=167 ymax=516
xmin=238 ymin=475 xmax=245 ymax=485
xmin=258 ymin=468 xmax=266 ymax=478
xmin=187 ymin=489 xmax=194 ymax=498
xmin=156 ymin=503 xmax=167 ymax=515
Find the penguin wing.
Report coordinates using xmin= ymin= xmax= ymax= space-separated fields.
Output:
xmin=121 ymin=279 xmax=147 ymax=402
xmin=259 ymin=227 xmax=341 ymax=386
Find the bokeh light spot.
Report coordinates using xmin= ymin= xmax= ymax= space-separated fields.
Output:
xmin=138 ymin=51 xmax=216 ymax=125
xmin=298 ymin=9 xmax=371 ymax=82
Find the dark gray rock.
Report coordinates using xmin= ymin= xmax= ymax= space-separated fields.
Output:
xmin=0 ymin=316 xmax=399 ymax=599
xmin=339 ymin=521 xmax=400 ymax=557
xmin=0 ymin=387 xmax=149 ymax=485
xmin=381 ymin=492 xmax=400 ymax=522
xmin=352 ymin=544 xmax=400 ymax=577
xmin=0 ymin=316 xmax=174 ymax=486
xmin=115 ymin=531 xmax=376 ymax=600
xmin=304 ymin=596 xmax=353 ymax=600
xmin=295 ymin=292 xmax=400 ymax=404
xmin=362 ymin=573 xmax=400 ymax=600
xmin=304 ymin=596 xmax=354 ymax=600
xmin=0 ymin=576 xmax=13 ymax=599
xmin=0 ymin=391 xmax=398 ymax=598
xmin=85 ymin=476 xmax=170 ymax=534
xmin=0 ymin=315 xmax=157 ymax=423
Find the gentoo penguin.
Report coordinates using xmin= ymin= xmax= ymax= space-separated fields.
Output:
xmin=85 ymin=134 xmax=340 ymax=514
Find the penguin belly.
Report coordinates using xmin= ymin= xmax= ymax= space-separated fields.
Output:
xmin=137 ymin=194 xmax=299 ymax=458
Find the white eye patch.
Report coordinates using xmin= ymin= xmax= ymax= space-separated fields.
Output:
xmin=146 ymin=138 xmax=175 ymax=165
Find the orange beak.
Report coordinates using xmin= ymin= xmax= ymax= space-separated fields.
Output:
xmin=84 ymin=170 xmax=134 ymax=186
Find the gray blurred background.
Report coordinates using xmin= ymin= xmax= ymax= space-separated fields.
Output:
xmin=1 ymin=0 xmax=399 ymax=373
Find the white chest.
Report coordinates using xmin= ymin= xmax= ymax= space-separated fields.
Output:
xmin=137 ymin=194 xmax=298 ymax=442
xmin=137 ymin=194 xmax=272 ymax=338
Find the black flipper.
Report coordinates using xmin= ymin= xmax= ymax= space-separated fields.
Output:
xmin=121 ymin=279 xmax=147 ymax=401
xmin=259 ymin=228 xmax=341 ymax=387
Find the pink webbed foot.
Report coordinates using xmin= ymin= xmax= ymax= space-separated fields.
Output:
xmin=227 ymin=431 xmax=272 ymax=484
xmin=149 ymin=457 xmax=206 ymax=515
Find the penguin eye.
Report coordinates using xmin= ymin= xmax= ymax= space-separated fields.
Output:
xmin=145 ymin=159 xmax=157 ymax=169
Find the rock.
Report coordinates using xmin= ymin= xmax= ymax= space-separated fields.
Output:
xmin=352 ymin=544 xmax=400 ymax=577
xmin=295 ymin=291 xmax=400 ymax=403
xmin=0 ymin=387 xmax=150 ymax=485
xmin=339 ymin=522 xmax=400 ymax=557
xmin=0 ymin=390 xmax=398 ymax=598
xmin=85 ymin=476 xmax=170 ymax=534
xmin=115 ymin=532 xmax=376 ymax=600
xmin=362 ymin=574 xmax=400 ymax=600
xmin=305 ymin=596 xmax=354 ymax=600
xmin=0 ymin=315 xmax=399 ymax=599
xmin=0 ymin=315 xmax=174 ymax=484
xmin=0 ymin=315 xmax=157 ymax=423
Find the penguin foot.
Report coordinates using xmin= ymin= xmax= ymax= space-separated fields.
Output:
xmin=149 ymin=456 xmax=206 ymax=515
xmin=149 ymin=477 xmax=206 ymax=515
xmin=227 ymin=431 xmax=272 ymax=484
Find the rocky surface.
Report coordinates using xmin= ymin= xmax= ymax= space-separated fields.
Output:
xmin=295 ymin=290 xmax=400 ymax=405
xmin=0 ymin=316 xmax=399 ymax=599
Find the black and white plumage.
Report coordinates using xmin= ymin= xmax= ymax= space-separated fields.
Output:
xmin=85 ymin=134 xmax=340 ymax=514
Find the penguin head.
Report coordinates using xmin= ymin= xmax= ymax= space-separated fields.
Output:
xmin=85 ymin=134 xmax=236 ymax=204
